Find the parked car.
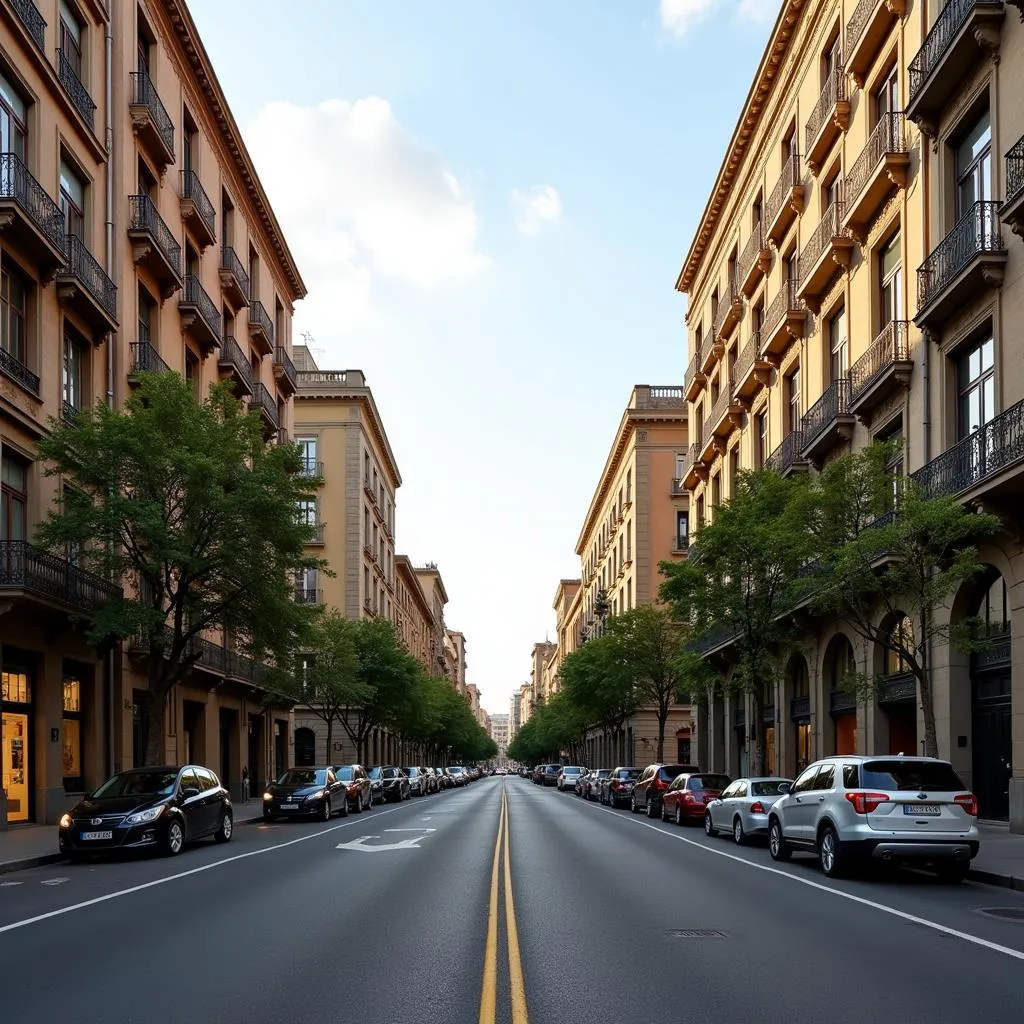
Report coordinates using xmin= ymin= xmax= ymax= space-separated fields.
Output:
xmin=379 ymin=766 xmax=411 ymax=802
xmin=767 ymin=755 xmax=980 ymax=881
xmin=703 ymin=777 xmax=793 ymax=844
xmin=422 ymin=767 xmax=440 ymax=794
xmin=436 ymin=767 xmax=456 ymax=790
xmin=532 ymin=765 xmax=547 ymax=784
xmin=584 ymin=769 xmax=611 ymax=801
xmin=661 ymin=773 xmax=732 ymax=825
xmin=59 ymin=765 xmax=233 ymax=860
xmin=448 ymin=766 xmax=468 ymax=787
xmin=367 ymin=766 xmax=386 ymax=804
xmin=631 ymin=763 xmax=701 ymax=817
xmin=601 ymin=767 xmax=640 ymax=807
xmin=330 ymin=764 xmax=373 ymax=812
xmin=557 ymin=766 xmax=585 ymax=792
xmin=403 ymin=767 xmax=428 ymax=797
xmin=263 ymin=766 xmax=348 ymax=822
xmin=542 ymin=764 xmax=561 ymax=787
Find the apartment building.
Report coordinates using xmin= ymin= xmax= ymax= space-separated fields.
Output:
xmin=676 ymin=0 xmax=1024 ymax=828
xmin=529 ymin=641 xmax=557 ymax=709
xmin=394 ymin=554 xmax=435 ymax=674
xmin=549 ymin=579 xmax=583 ymax=695
xmin=292 ymin=346 xmax=399 ymax=620
xmin=414 ymin=563 xmax=450 ymax=679
xmin=0 ymin=0 xmax=304 ymax=825
xmin=491 ymin=712 xmax=510 ymax=759
xmin=446 ymin=629 xmax=467 ymax=694
xmin=517 ymin=682 xmax=532 ymax=729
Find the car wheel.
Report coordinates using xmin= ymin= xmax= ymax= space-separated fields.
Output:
xmin=769 ymin=819 xmax=791 ymax=862
xmin=353 ymin=793 xmax=363 ymax=813
xmin=364 ymin=791 xmax=372 ymax=810
xmin=677 ymin=804 xmax=684 ymax=827
xmin=339 ymin=797 xmax=349 ymax=817
xmin=647 ymin=797 xmax=659 ymax=818
xmin=733 ymin=817 xmax=746 ymax=846
xmin=936 ymin=862 xmax=970 ymax=884
xmin=630 ymin=794 xmax=638 ymax=813
xmin=818 ymin=824 xmax=844 ymax=878
xmin=214 ymin=810 xmax=233 ymax=843
xmin=320 ymin=797 xmax=332 ymax=822
xmin=163 ymin=818 xmax=185 ymax=857
xmin=661 ymin=802 xmax=669 ymax=822
xmin=704 ymin=810 xmax=714 ymax=836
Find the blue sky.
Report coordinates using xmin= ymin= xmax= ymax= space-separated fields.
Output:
xmin=190 ymin=0 xmax=776 ymax=714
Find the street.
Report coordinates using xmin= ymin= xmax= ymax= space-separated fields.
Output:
xmin=3 ymin=777 xmax=1024 ymax=1023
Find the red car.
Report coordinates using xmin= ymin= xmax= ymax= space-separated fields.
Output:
xmin=661 ymin=773 xmax=732 ymax=825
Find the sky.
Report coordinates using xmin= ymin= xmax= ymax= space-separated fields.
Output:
xmin=189 ymin=0 xmax=778 ymax=716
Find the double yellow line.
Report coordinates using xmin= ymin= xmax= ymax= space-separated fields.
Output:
xmin=479 ymin=785 xmax=528 ymax=1024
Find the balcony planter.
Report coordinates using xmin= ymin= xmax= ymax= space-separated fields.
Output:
xmin=0 ymin=152 xmax=67 ymax=278
xmin=765 ymin=153 xmax=805 ymax=245
xmin=1002 ymin=135 xmax=1024 ymax=238
xmin=128 ymin=194 xmax=182 ymax=298
xmin=796 ymin=199 xmax=855 ymax=313
xmin=219 ymin=246 xmax=250 ymax=309
xmin=801 ymin=378 xmax=854 ymax=465
xmin=56 ymin=233 xmax=118 ymax=338
xmin=846 ymin=0 xmax=907 ymax=87
xmin=179 ymin=170 xmax=216 ymax=249
xmin=805 ymin=66 xmax=851 ymax=175
xmin=129 ymin=71 xmax=175 ymax=172
xmin=849 ymin=320 xmax=912 ymax=423
xmin=843 ymin=114 xmax=911 ymax=243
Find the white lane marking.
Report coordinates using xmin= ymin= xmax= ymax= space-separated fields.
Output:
xmin=384 ymin=828 xmax=437 ymax=833
xmin=0 ymin=881 xmax=23 ymax=887
xmin=0 ymin=801 xmax=415 ymax=935
xmin=40 ymin=878 xmax=69 ymax=886
xmin=595 ymin=803 xmax=1024 ymax=963
xmin=336 ymin=827 xmax=438 ymax=852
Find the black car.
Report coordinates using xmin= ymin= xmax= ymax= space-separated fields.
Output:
xmin=367 ymin=766 xmax=386 ymax=804
xmin=58 ymin=765 xmax=232 ymax=860
xmin=403 ymin=767 xmax=428 ymax=797
xmin=263 ymin=767 xmax=348 ymax=822
xmin=379 ymin=766 xmax=410 ymax=802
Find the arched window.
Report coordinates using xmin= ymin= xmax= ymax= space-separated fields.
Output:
xmin=294 ymin=727 xmax=316 ymax=767
xmin=885 ymin=616 xmax=914 ymax=675
xmin=976 ymin=575 xmax=1009 ymax=638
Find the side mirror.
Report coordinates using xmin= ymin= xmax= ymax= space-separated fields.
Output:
xmin=778 ymin=782 xmax=791 ymax=794
xmin=181 ymin=786 xmax=200 ymax=800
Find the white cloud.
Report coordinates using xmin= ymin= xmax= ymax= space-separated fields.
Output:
xmin=736 ymin=0 xmax=778 ymax=23
xmin=659 ymin=0 xmax=776 ymax=37
xmin=243 ymin=97 xmax=490 ymax=335
xmin=511 ymin=185 xmax=562 ymax=235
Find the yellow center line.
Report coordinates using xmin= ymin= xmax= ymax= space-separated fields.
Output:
xmin=478 ymin=786 xmax=504 ymax=1024
xmin=502 ymin=786 xmax=529 ymax=1024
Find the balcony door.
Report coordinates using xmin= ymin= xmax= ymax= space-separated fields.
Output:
xmin=957 ymin=336 xmax=996 ymax=486
xmin=875 ymin=67 xmax=899 ymax=121
xmin=787 ymin=367 xmax=801 ymax=434
xmin=59 ymin=160 xmax=85 ymax=240
xmin=955 ymin=111 xmax=992 ymax=218
xmin=59 ymin=2 xmax=84 ymax=77
xmin=828 ymin=306 xmax=847 ymax=382
xmin=880 ymin=234 xmax=903 ymax=326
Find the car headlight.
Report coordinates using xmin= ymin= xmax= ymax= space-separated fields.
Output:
xmin=263 ymin=792 xmax=274 ymax=801
xmin=124 ymin=805 xmax=165 ymax=826
xmin=307 ymin=790 xmax=325 ymax=800
xmin=59 ymin=813 xmax=72 ymax=829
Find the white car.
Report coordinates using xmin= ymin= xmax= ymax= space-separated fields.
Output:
xmin=557 ymin=766 xmax=585 ymax=792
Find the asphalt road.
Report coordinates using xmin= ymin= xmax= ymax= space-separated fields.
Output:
xmin=2 ymin=777 xmax=1024 ymax=1023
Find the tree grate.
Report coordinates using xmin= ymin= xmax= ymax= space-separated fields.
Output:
xmin=665 ymin=929 xmax=728 ymax=938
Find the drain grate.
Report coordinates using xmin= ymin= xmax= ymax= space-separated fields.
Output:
xmin=666 ymin=928 xmax=728 ymax=939
xmin=977 ymin=907 xmax=1024 ymax=922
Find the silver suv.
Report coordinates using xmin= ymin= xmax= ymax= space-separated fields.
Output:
xmin=767 ymin=755 xmax=980 ymax=881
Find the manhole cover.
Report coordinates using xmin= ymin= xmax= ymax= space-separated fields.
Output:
xmin=977 ymin=907 xmax=1024 ymax=922
xmin=666 ymin=929 xmax=727 ymax=939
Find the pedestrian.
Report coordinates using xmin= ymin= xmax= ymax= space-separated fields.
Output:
xmin=242 ymin=765 xmax=250 ymax=802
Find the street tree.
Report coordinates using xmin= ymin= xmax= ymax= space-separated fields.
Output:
xmin=35 ymin=373 xmax=323 ymax=765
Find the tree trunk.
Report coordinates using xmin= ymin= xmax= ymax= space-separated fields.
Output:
xmin=751 ymin=685 xmax=766 ymax=777
xmin=142 ymin=661 xmax=171 ymax=767
xmin=918 ymin=608 xmax=938 ymax=758
xmin=325 ymin=716 xmax=333 ymax=765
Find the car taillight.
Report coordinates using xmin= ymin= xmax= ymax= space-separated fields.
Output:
xmin=749 ymin=801 xmax=765 ymax=815
xmin=653 ymin=778 xmax=668 ymax=791
xmin=954 ymin=793 xmax=978 ymax=817
xmin=844 ymin=791 xmax=890 ymax=814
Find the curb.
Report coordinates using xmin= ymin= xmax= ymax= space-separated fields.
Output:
xmin=968 ymin=867 xmax=1024 ymax=892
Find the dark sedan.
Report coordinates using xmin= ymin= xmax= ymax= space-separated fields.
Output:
xmin=330 ymin=764 xmax=373 ymax=812
xmin=379 ymin=766 xmax=410 ymax=802
xmin=367 ymin=766 xmax=386 ymax=804
xmin=263 ymin=767 xmax=347 ymax=821
xmin=58 ymin=765 xmax=232 ymax=860
xmin=403 ymin=767 xmax=428 ymax=796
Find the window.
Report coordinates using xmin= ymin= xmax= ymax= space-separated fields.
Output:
xmin=1 ymin=453 xmax=28 ymax=541
xmin=248 ymin=247 xmax=259 ymax=300
xmin=828 ymin=306 xmax=847 ymax=381
xmin=729 ymin=446 xmax=740 ymax=495
xmin=1 ymin=261 xmax=28 ymax=365
xmin=711 ymin=472 xmax=721 ymax=510
xmin=813 ymin=764 xmax=836 ymax=791
xmin=957 ymin=336 xmax=995 ymax=439
xmin=60 ymin=160 xmax=85 ymax=239
xmin=296 ymin=567 xmax=318 ymax=602
xmin=63 ymin=675 xmax=83 ymax=791
xmin=783 ymin=251 xmax=796 ymax=286
xmin=183 ymin=109 xmax=197 ymax=172
xmin=782 ymin=122 xmax=797 ymax=162
xmin=675 ymin=452 xmax=686 ymax=478
xmin=885 ymin=615 xmax=914 ymax=675
xmin=63 ymin=329 xmax=85 ymax=413
xmin=626 ymin=520 xmax=631 ymax=560
xmin=823 ymin=35 xmax=841 ymax=78
xmin=59 ymin=2 xmax=84 ymax=78
xmin=786 ymin=367 xmax=801 ymax=433
xmin=185 ymin=351 xmax=199 ymax=395
xmin=696 ymin=495 xmax=705 ymax=530
xmin=297 ymin=437 xmax=317 ymax=475
xmin=0 ymin=71 xmax=27 ymax=159
xmin=880 ymin=234 xmax=903 ymax=325
xmin=977 ymin=575 xmax=1009 ymax=637
xmin=756 ymin=410 xmax=769 ymax=468
xmin=875 ymin=66 xmax=899 ymax=121
xmin=297 ymin=499 xmax=317 ymax=527
xmin=676 ymin=511 xmax=689 ymax=550
xmin=138 ymin=285 xmax=155 ymax=343
xmin=955 ymin=110 xmax=992 ymax=217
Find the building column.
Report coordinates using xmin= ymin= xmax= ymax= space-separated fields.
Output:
xmin=34 ymin=647 xmax=65 ymax=824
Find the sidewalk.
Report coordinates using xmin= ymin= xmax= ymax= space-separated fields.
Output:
xmin=0 ymin=799 xmax=266 ymax=875
xmin=969 ymin=823 xmax=1024 ymax=890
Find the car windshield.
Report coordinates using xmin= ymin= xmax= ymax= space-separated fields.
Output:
xmin=617 ymin=769 xmax=640 ymax=780
xmin=596 ymin=770 xmax=611 ymax=778
xmin=658 ymin=765 xmax=689 ymax=780
xmin=688 ymin=775 xmax=730 ymax=791
xmin=563 ymin=767 xmax=581 ymax=775
xmin=93 ymin=770 xmax=179 ymax=798
xmin=278 ymin=769 xmax=325 ymax=787
xmin=860 ymin=760 xmax=966 ymax=792
xmin=333 ymin=767 xmax=354 ymax=781
xmin=382 ymin=768 xmax=400 ymax=779
xmin=751 ymin=780 xmax=789 ymax=796
xmin=368 ymin=767 xmax=382 ymax=779
xmin=404 ymin=768 xmax=419 ymax=776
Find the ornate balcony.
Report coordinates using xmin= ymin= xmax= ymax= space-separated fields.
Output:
xmin=294 ymin=587 xmax=323 ymax=606
xmin=699 ymin=323 xmax=721 ymax=374
xmin=765 ymin=153 xmax=805 ymax=245
xmin=765 ymin=430 xmax=808 ymax=477
xmin=1002 ymin=135 xmax=1024 ymax=238
xmin=57 ymin=49 xmax=97 ymax=132
xmin=805 ymin=66 xmax=851 ymax=175
xmin=797 ymin=199 xmax=855 ymax=312
xmin=684 ymin=353 xmax=706 ymax=402
xmin=0 ymin=343 xmax=39 ymax=396
xmin=905 ymin=0 xmax=1005 ymax=139
xmin=129 ymin=71 xmax=175 ymax=172
xmin=273 ymin=347 xmax=297 ymax=396
xmin=714 ymin=280 xmax=743 ymax=342
xmin=219 ymin=246 xmax=250 ymax=310
xmin=179 ymin=170 xmax=216 ymax=249
xmin=0 ymin=541 xmax=122 ymax=613
xmin=178 ymin=275 xmax=221 ymax=352
xmin=128 ymin=194 xmax=182 ymax=298
xmin=915 ymin=201 xmax=1006 ymax=330
xmin=671 ymin=477 xmax=687 ymax=496
xmin=7 ymin=0 xmax=46 ymax=50
xmin=128 ymin=341 xmax=170 ymax=383
xmin=709 ymin=377 xmax=738 ymax=441
xmin=843 ymin=114 xmax=910 ymax=242
xmin=846 ymin=0 xmax=907 ymax=87
xmin=249 ymin=382 xmax=280 ymax=434
xmin=298 ymin=456 xmax=324 ymax=478
xmin=733 ymin=331 xmax=771 ymax=402
xmin=248 ymin=299 xmax=275 ymax=357
xmin=849 ymin=320 xmax=912 ymax=422
xmin=56 ymin=233 xmax=118 ymax=337
xmin=801 ymin=378 xmax=854 ymax=464
xmin=912 ymin=399 xmax=1024 ymax=503
xmin=738 ymin=221 xmax=772 ymax=296
xmin=681 ymin=443 xmax=704 ymax=490
xmin=305 ymin=524 xmax=325 ymax=546
xmin=761 ymin=279 xmax=806 ymax=362
xmin=217 ymin=335 xmax=254 ymax=395
xmin=790 ymin=695 xmax=811 ymax=721
xmin=0 ymin=152 xmax=68 ymax=277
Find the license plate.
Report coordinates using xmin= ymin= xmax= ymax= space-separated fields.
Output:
xmin=81 ymin=830 xmax=113 ymax=840
xmin=281 ymin=803 xmax=299 ymax=810
xmin=903 ymin=803 xmax=941 ymax=815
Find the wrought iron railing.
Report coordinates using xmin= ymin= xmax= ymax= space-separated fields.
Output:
xmin=909 ymin=0 xmax=980 ymax=101
xmin=681 ymin=443 xmax=697 ymax=479
xmin=846 ymin=0 xmax=882 ymax=57
xmin=0 ymin=343 xmax=40 ymax=395
xmin=790 ymin=695 xmax=811 ymax=720
xmin=733 ymin=335 xmax=757 ymax=392
xmin=830 ymin=689 xmax=856 ymax=714
xmin=129 ymin=341 xmax=170 ymax=375
xmin=806 ymin=65 xmax=847 ymax=152
xmin=180 ymin=170 xmax=216 ymax=239
xmin=0 ymin=540 xmax=121 ymax=608
xmin=917 ymin=200 xmax=1003 ymax=311
xmin=765 ymin=430 xmax=805 ymax=474
xmin=57 ymin=48 xmax=96 ymax=130
xmin=294 ymin=588 xmax=321 ymax=605
xmin=1007 ymin=135 xmax=1024 ymax=206
xmin=181 ymin=274 xmax=221 ymax=339
xmin=699 ymin=328 xmax=715 ymax=367
xmin=220 ymin=246 xmax=250 ymax=298
xmin=249 ymin=299 xmax=274 ymax=343
xmin=684 ymin=353 xmax=698 ymax=394
xmin=850 ymin=320 xmax=910 ymax=401
xmin=298 ymin=457 xmax=324 ymax=478
xmin=128 ymin=194 xmax=181 ymax=277
xmin=762 ymin=278 xmax=800 ymax=343
xmin=250 ymin=383 xmax=280 ymax=429
xmin=799 ymin=198 xmax=844 ymax=287
xmin=10 ymin=0 xmax=45 ymax=49
xmin=766 ymin=152 xmax=801 ymax=228
xmin=0 ymin=152 xmax=67 ymax=254
xmin=801 ymin=378 xmax=852 ymax=450
xmin=274 ymin=347 xmax=297 ymax=391
xmin=62 ymin=400 xmax=78 ymax=422
xmin=911 ymin=399 xmax=1024 ymax=500
xmin=62 ymin=233 xmax=117 ymax=320
xmin=709 ymin=379 xmax=734 ymax=428
xmin=737 ymin=221 xmax=765 ymax=285
xmin=217 ymin=335 xmax=254 ymax=390
xmin=845 ymin=113 xmax=906 ymax=207
xmin=713 ymin=280 xmax=740 ymax=337
xmin=130 ymin=70 xmax=174 ymax=155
